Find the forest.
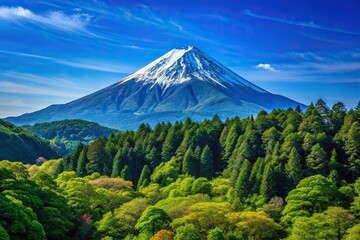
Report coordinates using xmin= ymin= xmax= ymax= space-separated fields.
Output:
xmin=1 ymin=99 xmax=360 ymax=240
xmin=23 ymin=119 xmax=119 ymax=156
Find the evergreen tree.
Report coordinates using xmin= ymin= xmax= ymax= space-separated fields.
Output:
xmin=161 ymin=125 xmax=181 ymax=161
xmin=315 ymin=98 xmax=330 ymax=120
xmin=194 ymin=146 xmax=202 ymax=163
xmin=223 ymin=123 xmax=241 ymax=161
xmin=200 ymin=145 xmax=214 ymax=179
xmin=249 ymin=157 xmax=265 ymax=194
xmin=346 ymin=121 xmax=360 ymax=179
xmin=76 ymin=147 xmax=88 ymax=177
xmin=111 ymin=149 xmax=126 ymax=177
xmin=329 ymin=102 xmax=346 ymax=134
xmin=86 ymin=137 xmax=109 ymax=175
xmin=120 ymin=165 xmax=132 ymax=181
xmin=329 ymin=148 xmax=341 ymax=171
xmin=306 ymin=143 xmax=327 ymax=175
xmin=182 ymin=148 xmax=198 ymax=176
xmin=235 ymin=159 xmax=251 ymax=198
xmin=137 ymin=165 xmax=151 ymax=190
xmin=285 ymin=147 xmax=302 ymax=188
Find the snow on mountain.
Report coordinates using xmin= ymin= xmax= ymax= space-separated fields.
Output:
xmin=121 ymin=46 xmax=266 ymax=93
xmin=5 ymin=46 xmax=306 ymax=130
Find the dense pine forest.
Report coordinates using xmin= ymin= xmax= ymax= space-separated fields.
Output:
xmin=1 ymin=99 xmax=360 ymax=239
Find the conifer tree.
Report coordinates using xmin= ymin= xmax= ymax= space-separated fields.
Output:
xmin=285 ymin=147 xmax=302 ymax=188
xmin=76 ymin=147 xmax=88 ymax=177
xmin=223 ymin=124 xmax=241 ymax=161
xmin=346 ymin=121 xmax=360 ymax=178
xmin=306 ymin=143 xmax=327 ymax=175
xmin=182 ymin=148 xmax=197 ymax=176
xmin=329 ymin=149 xmax=341 ymax=171
xmin=111 ymin=149 xmax=126 ymax=177
xmin=120 ymin=165 xmax=132 ymax=181
xmin=235 ymin=159 xmax=251 ymax=198
xmin=161 ymin=125 xmax=181 ymax=161
xmin=200 ymin=145 xmax=214 ymax=179
xmin=137 ymin=165 xmax=151 ymax=190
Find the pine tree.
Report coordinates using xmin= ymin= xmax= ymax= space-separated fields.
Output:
xmin=111 ymin=149 xmax=126 ymax=177
xmin=199 ymin=145 xmax=214 ymax=179
xmin=86 ymin=137 xmax=109 ymax=175
xmin=76 ymin=147 xmax=88 ymax=177
xmin=285 ymin=147 xmax=302 ymax=188
xmin=329 ymin=149 xmax=341 ymax=171
xmin=161 ymin=126 xmax=181 ymax=161
xmin=306 ymin=143 xmax=327 ymax=175
xmin=137 ymin=165 xmax=151 ymax=190
xmin=120 ymin=165 xmax=132 ymax=181
xmin=260 ymin=161 xmax=276 ymax=200
xmin=249 ymin=157 xmax=265 ymax=194
xmin=235 ymin=159 xmax=251 ymax=199
xmin=223 ymin=123 xmax=241 ymax=161
xmin=346 ymin=121 xmax=360 ymax=179
xmin=315 ymin=98 xmax=330 ymax=120
xmin=182 ymin=148 xmax=197 ymax=176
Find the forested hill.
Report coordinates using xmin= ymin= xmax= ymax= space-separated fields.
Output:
xmin=0 ymin=119 xmax=58 ymax=163
xmin=23 ymin=119 xmax=119 ymax=155
xmin=1 ymin=99 xmax=360 ymax=239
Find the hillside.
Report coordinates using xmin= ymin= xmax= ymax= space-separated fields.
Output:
xmin=5 ymin=46 xmax=305 ymax=129
xmin=1 ymin=100 xmax=360 ymax=240
xmin=23 ymin=119 xmax=119 ymax=155
xmin=0 ymin=119 xmax=58 ymax=163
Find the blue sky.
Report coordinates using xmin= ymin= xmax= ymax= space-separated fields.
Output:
xmin=0 ymin=0 xmax=360 ymax=117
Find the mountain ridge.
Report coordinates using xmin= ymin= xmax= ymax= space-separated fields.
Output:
xmin=5 ymin=46 xmax=306 ymax=129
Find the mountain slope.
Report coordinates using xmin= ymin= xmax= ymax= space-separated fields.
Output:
xmin=0 ymin=119 xmax=58 ymax=163
xmin=23 ymin=119 xmax=119 ymax=155
xmin=5 ymin=46 xmax=305 ymax=129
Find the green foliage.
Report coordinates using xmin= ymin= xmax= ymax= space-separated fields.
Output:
xmin=24 ymin=119 xmax=118 ymax=155
xmin=207 ymin=227 xmax=225 ymax=240
xmin=200 ymin=145 xmax=214 ymax=179
xmin=282 ymin=175 xmax=339 ymax=225
xmin=135 ymin=207 xmax=172 ymax=235
xmin=2 ymin=100 xmax=360 ymax=239
xmin=174 ymin=224 xmax=201 ymax=240
xmin=182 ymin=148 xmax=198 ymax=177
xmin=0 ymin=119 xmax=58 ymax=163
xmin=191 ymin=177 xmax=211 ymax=195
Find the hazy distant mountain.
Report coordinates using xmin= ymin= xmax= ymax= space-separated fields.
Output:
xmin=5 ymin=46 xmax=305 ymax=129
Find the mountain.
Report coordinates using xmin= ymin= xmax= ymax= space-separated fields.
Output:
xmin=0 ymin=119 xmax=58 ymax=163
xmin=5 ymin=46 xmax=305 ymax=129
xmin=23 ymin=119 xmax=119 ymax=155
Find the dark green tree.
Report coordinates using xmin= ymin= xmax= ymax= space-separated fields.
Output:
xmin=306 ymin=143 xmax=327 ymax=175
xmin=137 ymin=165 xmax=151 ymax=190
xmin=235 ymin=159 xmax=251 ymax=199
xmin=200 ymin=145 xmax=214 ymax=179
xmin=182 ymin=148 xmax=198 ymax=176
xmin=76 ymin=147 xmax=88 ymax=177
xmin=120 ymin=165 xmax=132 ymax=181
xmin=285 ymin=147 xmax=302 ymax=188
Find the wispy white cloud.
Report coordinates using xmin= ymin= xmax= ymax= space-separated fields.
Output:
xmin=256 ymin=63 xmax=277 ymax=72
xmin=0 ymin=81 xmax=79 ymax=97
xmin=0 ymin=71 xmax=80 ymax=89
xmin=243 ymin=9 xmax=360 ymax=35
xmin=0 ymin=50 xmax=131 ymax=73
xmin=0 ymin=6 xmax=91 ymax=32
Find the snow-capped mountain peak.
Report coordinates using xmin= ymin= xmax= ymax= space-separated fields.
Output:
xmin=121 ymin=46 xmax=266 ymax=93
